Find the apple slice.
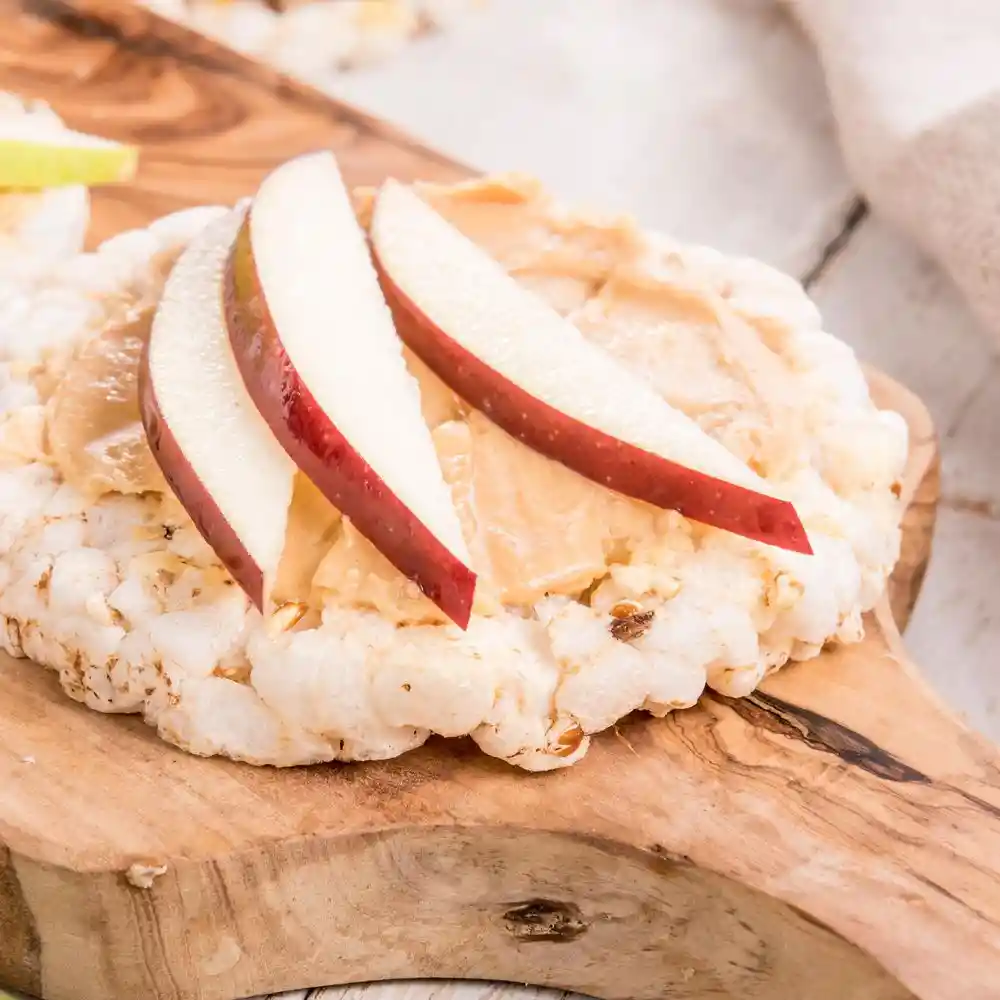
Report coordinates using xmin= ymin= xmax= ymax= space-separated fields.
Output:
xmin=140 ymin=208 xmax=298 ymax=611
xmin=224 ymin=151 xmax=476 ymax=629
xmin=0 ymin=122 xmax=137 ymax=189
xmin=370 ymin=180 xmax=811 ymax=555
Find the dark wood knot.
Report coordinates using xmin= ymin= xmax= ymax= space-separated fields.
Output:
xmin=501 ymin=899 xmax=588 ymax=942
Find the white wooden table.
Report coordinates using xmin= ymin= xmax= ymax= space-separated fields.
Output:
xmin=8 ymin=2 xmax=998 ymax=999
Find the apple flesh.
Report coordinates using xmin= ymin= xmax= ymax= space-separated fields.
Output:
xmin=140 ymin=208 xmax=298 ymax=611
xmin=224 ymin=152 xmax=477 ymax=629
xmin=0 ymin=124 xmax=137 ymax=189
xmin=370 ymin=179 xmax=811 ymax=555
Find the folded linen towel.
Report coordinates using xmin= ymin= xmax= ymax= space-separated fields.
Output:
xmin=786 ymin=0 xmax=1000 ymax=337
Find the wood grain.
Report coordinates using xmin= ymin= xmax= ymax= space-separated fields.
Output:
xmin=2 ymin=4 xmax=993 ymax=1000
xmin=0 ymin=0 xmax=467 ymax=246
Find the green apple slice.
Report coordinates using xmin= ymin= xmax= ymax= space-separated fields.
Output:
xmin=0 ymin=121 xmax=137 ymax=190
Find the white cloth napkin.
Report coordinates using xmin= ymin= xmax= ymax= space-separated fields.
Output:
xmin=786 ymin=0 xmax=1000 ymax=336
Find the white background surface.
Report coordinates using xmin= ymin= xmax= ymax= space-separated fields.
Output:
xmin=266 ymin=3 xmax=1000 ymax=998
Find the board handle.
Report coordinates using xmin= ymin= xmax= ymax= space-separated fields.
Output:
xmin=602 ymin=601 xmax=1000 ymax=1000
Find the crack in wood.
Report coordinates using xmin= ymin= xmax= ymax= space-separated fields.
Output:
xmin=714 ymin=690 xmax=929 ymax=783
xmin=910 ymin=871 xmax=995 ymax=924
xmin=717 ymin=690 xmax=1000 ymax=827
xmin=800 ymin=197 xmax=869 ymax=290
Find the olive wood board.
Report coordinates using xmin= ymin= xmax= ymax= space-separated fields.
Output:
xmin=1 ymin=4 xmax=996 ymax=1000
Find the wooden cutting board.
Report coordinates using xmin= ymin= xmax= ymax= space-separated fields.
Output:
xmin=1 ymin=4 xmax=997 ymax=1000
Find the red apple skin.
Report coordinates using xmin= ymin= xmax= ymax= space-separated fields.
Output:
xmin=224 ymin=220 xmax=477 ymax=630
xmin=138 ymin=341 xmax=266 ymax=610
xmin=373 ymin=257 xmax=812 ymax=556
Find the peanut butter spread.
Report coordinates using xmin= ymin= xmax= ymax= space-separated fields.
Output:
xmin=315 ymin=175 xmax=816 ymax=621
xmin=44 ymin=175 xmax=883 ymax=625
